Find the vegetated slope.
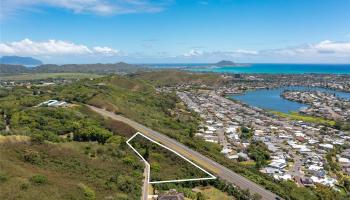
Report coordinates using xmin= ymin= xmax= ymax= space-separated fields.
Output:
xmin=129 ymin=70 xmax=228 ymax=87
xmin=54 ymin=73 xmax=346 ymax=200
xmin=130 ymin=134 xmax=210 ymax=182
xmin=33 ymin=62 xmax=147 ymax=74
xmin=0 ymin=86 xmax=143 ymax=200
xmin=57 ymin=75 xmax=200 ymax=143
xmin=0 ymin=141 xmax=143 ymax=200
xmin=0 ymin=73 xmax=102 ymax=81
xmin=0 ymin=64 xmax=29 ymax=75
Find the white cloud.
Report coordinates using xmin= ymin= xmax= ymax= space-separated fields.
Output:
xmin=313 ymin=40 xmax=350 ymax=54
xmin=1 ymin=39 xmax=349 ymax=63
xmin=234 ymin=49 xmax=258 ymax=55
xmin=181 ymin=41 xmax=350 ymax=62
xmin=264 ymin=40 xmax=350 ymax=56
xmin=183 ymin=49 xmax=203 ymax=57
xmin=0 ymin=38 xmax=120 ymax=56
xmin=93 ymin=46 xmax=119 ymax=55
xmin=182 ymin=49 xmax=258 ymax=58
xmin=1 ymin=0 xmax=172 ymax=19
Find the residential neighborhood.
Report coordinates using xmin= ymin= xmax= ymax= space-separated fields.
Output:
xmin=282 ymin=90 xmax=350 ymax=121
xmin=176 ymin=81 xmax=349 ymax=190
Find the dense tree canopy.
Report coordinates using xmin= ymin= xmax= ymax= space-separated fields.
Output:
xmin=247 ymin=141 xmax=270 ymax=169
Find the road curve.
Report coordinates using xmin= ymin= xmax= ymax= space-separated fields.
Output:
xmin=87 ymin=105 xmax=281 ymax=200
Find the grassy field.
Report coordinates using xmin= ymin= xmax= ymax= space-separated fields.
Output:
xmin=0 ymin=135 xmax=30 ymax=143
xmin=0 ymin=73 xmax=102 ymax=81
xmin=192 ymin=186 xmax=233 ymax=200
xmin=271 ymin=111 xmax=336 ymax=126
xmin=239 ymin=160 xmax=256 ymax=167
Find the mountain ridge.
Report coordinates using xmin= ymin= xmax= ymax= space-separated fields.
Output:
xmin=0 ymin=62 xmax=147 ymax=75
xmin=0 ymin=56 xmax=43 ymax=66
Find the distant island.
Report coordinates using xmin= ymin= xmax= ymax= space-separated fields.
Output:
xmin=213 ymin=60 xmax=250 ymax=67
xmin=0 ymin=56 xmax=43 ymax=66
xmin=215 ymin=60 xmax=236 ymax=66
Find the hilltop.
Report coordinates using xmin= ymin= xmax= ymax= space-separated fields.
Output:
xmin=215 ymin=60 xmax=236 ymax=66
xmin=0 ymin=64 xmax=29 ymax=74
xmin=213 ymin=60 xmax=250 ymax=67
xmin=0 ymin=56 xmax=42 ymax=66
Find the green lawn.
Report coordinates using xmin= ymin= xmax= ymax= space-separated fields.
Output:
xmin=193 ymin=186 xmax=233 ymax=200
xmin=271 ymin=111 xmax=336 ymax=126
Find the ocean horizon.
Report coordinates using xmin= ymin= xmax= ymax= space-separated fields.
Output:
xmin=148 ymin=63 xmax=350 ymax=74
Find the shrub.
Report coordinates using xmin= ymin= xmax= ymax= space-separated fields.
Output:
xmin=78 ymin=183 xmax=96 ymax=200
xmin=117 ymin=176 xmax=135 ymax=193
xmin=106 ymin=135 xmax=123 ymax=145
xmin=23 ymin=149 xmax=41 ymax=165
xmin=30 ymin=133 xmax=45 ymax=144
xmin=30 ymin=174 xmax=48 ymax=185
xmin=151 ymin=162 xmax=161 ymax=172
xmin=73 ymin=121 xmax=113 ymax=144
xmin=19 ymin=179 xmax=30 ymax=190
xmin=196 ymin=192 xmax=206 ymax=200
xmin=0 ymin=172 xmax=8 ymax=183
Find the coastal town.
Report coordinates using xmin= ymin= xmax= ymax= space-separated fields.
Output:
xmin=171 ymin=74 xmax=350 ymax=191
xmin=282 ymin=90 xmax=350 ymax=121
xmin=1 ymin=72 xmax=350 ymax=199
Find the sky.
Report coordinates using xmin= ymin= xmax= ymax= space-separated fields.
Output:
xmin=0 ymin=0 xmax=350 ymax=64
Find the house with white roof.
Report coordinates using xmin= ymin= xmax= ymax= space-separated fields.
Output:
xmin=319 ymin=143 xmax=334 ymax=150
xmin=268 ymin=158 xmax=287 ymax=169
xmin=221 ymin=147 xmax=232 ymax=154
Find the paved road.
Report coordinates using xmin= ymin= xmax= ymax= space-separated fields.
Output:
xmin=287 ymin=150 xmax=303 ymax=186
xmin=88 ymin=105 xmax=281 ymax=200
xmin=217 ymin=128 xmax=229 ymax=149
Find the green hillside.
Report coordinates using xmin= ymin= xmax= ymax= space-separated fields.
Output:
xmin=0 ymin=85 xmax=144 ymax=200
xmin=0 ymin=140 xmax=143 ymax=200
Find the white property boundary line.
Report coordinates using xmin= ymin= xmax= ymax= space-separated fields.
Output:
xmin=126 ymin=132 xmax=216 ymax=184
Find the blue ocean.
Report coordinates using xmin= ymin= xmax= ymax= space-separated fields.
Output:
xmin=149 ymin=63 xmax=350 ymax=74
